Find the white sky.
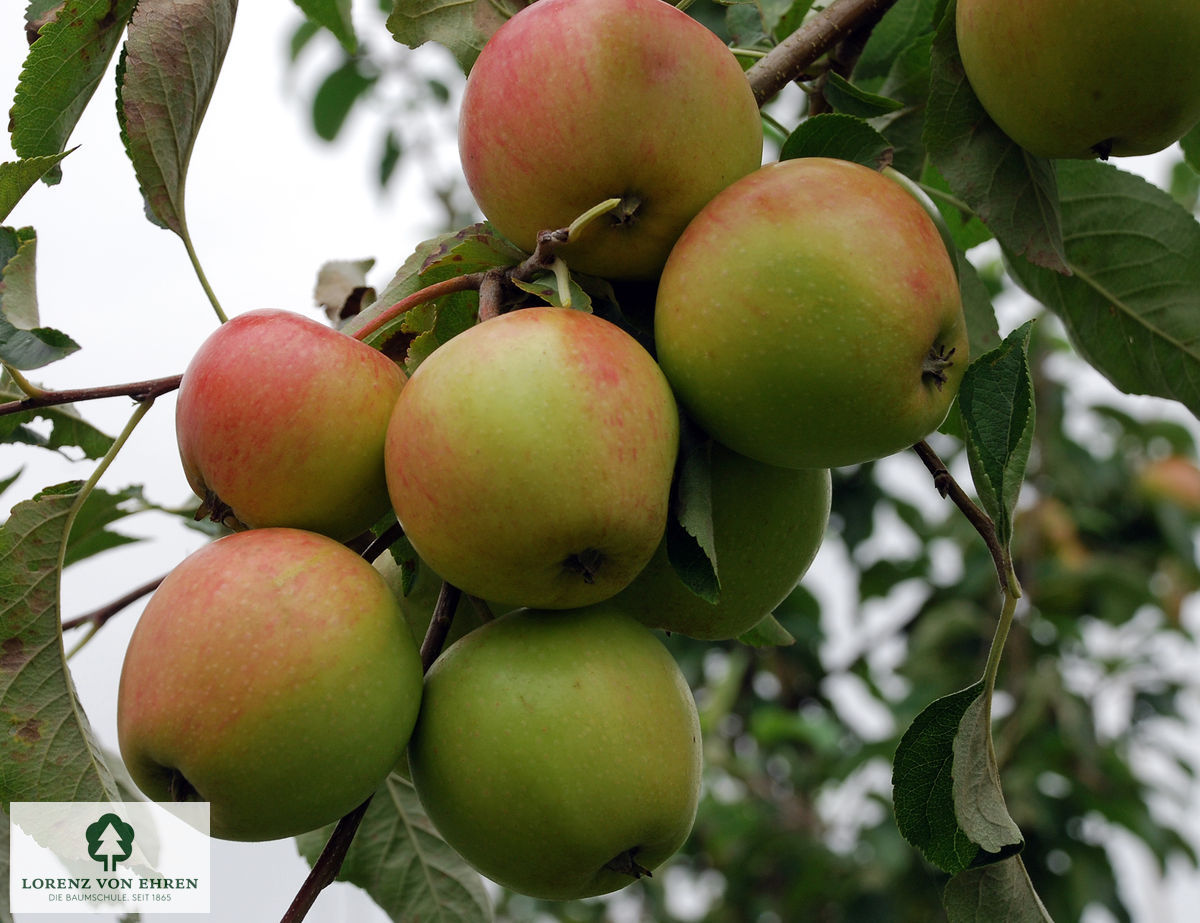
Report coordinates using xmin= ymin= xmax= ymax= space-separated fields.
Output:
xmin=5 ymin=2 xmax=1200 ymax=922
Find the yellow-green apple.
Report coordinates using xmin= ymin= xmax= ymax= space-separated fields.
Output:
xmin=408 ymin=605 xmax=702 ymax=900
xmin=176 ymin=309 xmax=406 ymax=540
xmin=373 ymin=547 xmax=491 ymax=647
xmin=654 ymin=157 xmax=968 ymax=469
xmin=956 ymin=0 xmax=1200 ymax=158
xmin=117 ymin=528 xmax=423 ymax=841
xmin=385 ymin=306 xmax=679 ymax=609
xmin=458 ymin=0 xmax=763 ymax=280
xmin=609 ymin=443 xmax=831 ymax=640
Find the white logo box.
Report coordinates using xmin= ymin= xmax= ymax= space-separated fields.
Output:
xmin=9 ymin=801 xmax=211 ymax=914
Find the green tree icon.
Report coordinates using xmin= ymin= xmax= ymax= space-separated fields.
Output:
xmin=85 ymin=813 xmax=135 ymax=873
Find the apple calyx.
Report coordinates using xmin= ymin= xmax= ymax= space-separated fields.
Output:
xmin=922 ymin=344 xmax=958 ymax=390
xmin=603 ymin=848 xmax=653 ymax=880
xmin=562 ymin=547 xmax=607 ymax=584
xmin=194 ymin=488 xmax=246 ymax=532
xmin=1091 ymin=138 xmax=1114 ymax=160
xmin=167 ymin=769 xmax=200 ymax=802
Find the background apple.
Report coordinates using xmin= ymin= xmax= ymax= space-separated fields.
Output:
xmin=373 ymin=545 xmax=492 ymax=647
xmin=457 ymin=0 xmax=763 ymax=280
xmin=385 ymin=306 xmax=679 ymax=609
xmin=608 ymin=443 xmax=831 ymax=640
xmin=956 ymin=0 xmax=1200 ymax=158
xmin=654 ymin=157 xmax=968 ymax=470
xmin=117 ymin=528 xmax=424 ymax=842
xmin=176 ymin=309 xmax=406 ymax=540
xmin=407 ymin=605 xmax=702 ymax=900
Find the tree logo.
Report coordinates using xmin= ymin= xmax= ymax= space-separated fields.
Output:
xmin=85 ymin=813 xmax=135 ymax=872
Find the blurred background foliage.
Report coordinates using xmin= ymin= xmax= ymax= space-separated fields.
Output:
xmin=284 ymin=3 xmax=1200 ymax=921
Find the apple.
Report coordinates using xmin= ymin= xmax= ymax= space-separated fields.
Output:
xmin=407 ymin=605 xmax=702 ymax=900
xmin=373 ymin=546 xmax=492 ymax=647
xmin=458 ymin=0 xmax=763 ymax=280
xmin=385 ymin=306 xmax=679 ymax=609
xmin=609 ymin=442 xmax=831 ymax=640
xmin=176 ymin=309 xmax=406 ymax=541
xmin=956 ymin=0 xmax=1200 ymax=158
xmin=117 ymin=528 xmax=424 ymax=841
xmin=654 ymin=157 xmax=968 ymax=469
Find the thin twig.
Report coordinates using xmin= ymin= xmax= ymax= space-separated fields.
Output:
xmin=420 ymin=581 xmax=463 ymax=671
xmin=360 ymin=521 xmax=405 ymax=565
xmin=912 ymin=440 xmax=1011 ymax=593
xmin=745 ymin=0 xmax=900 ymax=106
xmin=61 ymin=575 xmax=165 ymax=632
xmin=0 ymin=374 xmax=183 ymax=417
xmin=279 ymin=799 xmax=373 ymax=923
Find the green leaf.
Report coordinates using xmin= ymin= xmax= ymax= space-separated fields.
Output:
xmin=923 ymin=3 xmax=1067 ymax=272
xmin=0 ymin=810 xmax=11 ymax=922
xmin=292 ymin=0 xmax=357 ymax=53
xmin=62 ymin=486 xmax=149 ymax=568
xmin=10 ymin=0 xmax=139 ymax=182
xmin=943 ymin=856 xmax=1055 ymax=923
xmin=823 ymin=72 xmax=904 ymax=119
xmin=736 ymin=613 xmax=795 ymax=648
xmin=344 ymin=223 xmax=525 ymax=370
xmin=0 ymin=152 xmax=74 ymax=223
xmin=957 ymin=321 xmax=1035 ymax=551
xmin=957 ymin=253 xmax=1000 ymax=360
xmin=920 ymin=161 xmax=993 ymax=253
xmin=116 ymin=0 xmax=238 ymax=235
xmin=853 ymin=0 xmax=941 ymax=84
xmin=296 ymin=773 xmax=493 ymax=922
xmin=0 ymin=482 xmax=119 ymax=805
xmin=509 ymin=273 xmax=591 ymax=311
xmin=779 ymin=113 xmax=894 ymax=170
xmin=666 ymin=431 xmax=719 ymax=605
xmin=1181 ymin=123 xmax=1200 ymax=174
xmin=0 ymin=369 xmax=115 ymax=461
xmin=1006 ymin=160 xmax=1200 ymax=420
xmin=387 ymin=0 xmax=525 ymax=72
xmin=312 ymin=57 xmax=378 ymax=142
xmin=951 ymin=694 xmax=1022 ymax=856
xmin=0 ymin=227 xmax=80 ymax=370
xmin=892 ymin=682 xmax=983 ymax=874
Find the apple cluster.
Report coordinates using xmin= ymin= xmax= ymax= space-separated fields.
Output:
xmin=115 ymin=0 xmax=971 ymax=904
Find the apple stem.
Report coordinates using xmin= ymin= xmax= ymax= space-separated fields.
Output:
xmin=566 ymin=197 xmax=623 ymax=240
xmin=61 ymin=574 xmax=166 ymax=633
xmin=359 ymin=521 xmax=406 ymax=564
xmin=352 ymin=273 xmax=488 ymax=342
xmin=551 ymin=256 xmax=573 ymax=307
xmin=280 ymin=798 xmax=373 ymax=923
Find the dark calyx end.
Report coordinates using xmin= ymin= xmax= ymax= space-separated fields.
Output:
xmin=610 ymin=194 xmax=642 ymax=228
xmin=1091 ymin=138 xmax=1114 ymax=160
xmin=922 ymin=343 xmax=957 ymax=390
xmin=604 ymin=848 xmax=652 ymax=881
xmin=167 ymin=769 xmax=201 ymax=802
xmin=195 ymin=488 xmax=247 ymax=531
xmin=562 ymin=548 xmax=606 ymax=584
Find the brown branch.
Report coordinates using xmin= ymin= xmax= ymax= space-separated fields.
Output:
xmin=279 ymin=798 xmax=373 ymax=923
xmin=745 ymin=0 xmax=900 ymax=106
xmin=360 ymin=521 xmax=405 ymax=564
xmin=60 ymin=575 xmax=166 ymax=632
xmin=0 ymin=374 xmax=183 ymax=417
xmin=912 ymin=440 xmax=1012 ymax=593
xmin=420 ymin=581 xmax=463 ymax=671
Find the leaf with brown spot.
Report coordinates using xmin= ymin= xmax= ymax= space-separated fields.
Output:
xmin=0 ymin=482 xmax=118 ymax=804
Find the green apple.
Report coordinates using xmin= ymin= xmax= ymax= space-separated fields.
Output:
xmin=176 ymin=309 xmax=406 ymax=541
xmin=373 ymin=546 xmax=491 ymax=647
xmin=385 ymin=306 xmax=679 ymax=609
xmin=458 ymin=0 xmax=763 ymax=280
xmin=957 ymin=0 xmax=1200 ymax=158
xmin=654 ymin=157 xmax=968 ymax=469
xmin=408 ymin=605 xmax=702 ymax=900
xmin=117 ymin=528 xmax=423 ymax=841
xmin=609 ymin=442 xmax=830 ymax=640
